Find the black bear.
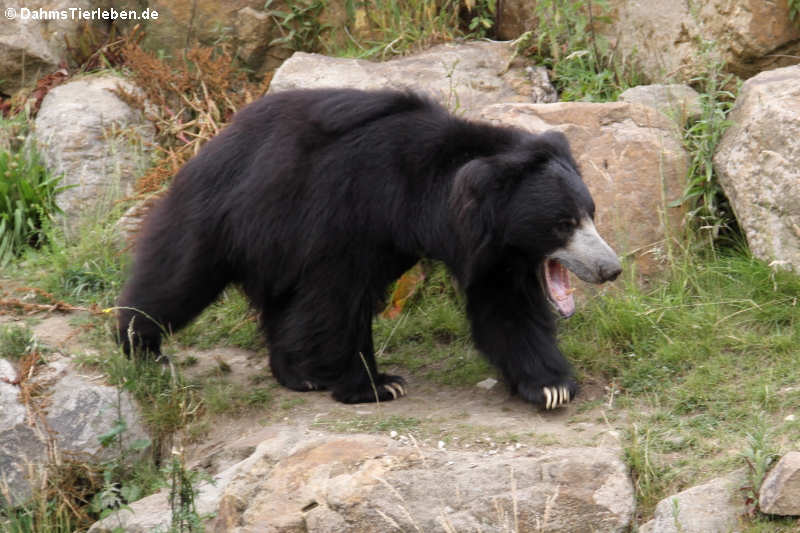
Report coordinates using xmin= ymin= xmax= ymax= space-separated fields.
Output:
xmin=117 ymin=88 xmax=621 ymax=409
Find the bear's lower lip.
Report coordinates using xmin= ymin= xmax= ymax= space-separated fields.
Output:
xmin=544 ymin=258 xmax=575 ymax=318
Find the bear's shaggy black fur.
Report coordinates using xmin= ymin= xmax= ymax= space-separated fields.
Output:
xmin=117 ymin=88 xmax=619 ymax=407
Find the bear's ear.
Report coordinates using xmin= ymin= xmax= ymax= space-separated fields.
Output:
xmin=449 ymin=158 xmax=499 ymax=286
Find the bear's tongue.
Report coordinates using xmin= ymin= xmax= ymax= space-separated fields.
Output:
xmin=545 ymin=259 xmax=575 ymax=318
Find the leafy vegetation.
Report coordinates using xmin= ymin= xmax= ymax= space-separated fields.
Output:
xmin=676 ymin=41 xmax=738 ymax=245
xmin=266 ymin=0 xmax=330 ymax=53
xmin=789 ymin=0 xmax=800 ymax=22
xmin=0 ymin=122 xmax=66 ymax=266
xmin=527 ymin=0 xmax=641 ymax=101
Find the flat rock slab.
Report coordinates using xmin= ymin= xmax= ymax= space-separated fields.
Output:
xmin=714 ymin=65 xmax=800 ymax=273
xmin=481 ymin=101 xmax=688 ymax=279
xmin=270 ymin=41 xmax=546 ymax=117
xmin=91 ymin=429 xmax=634 ymax=532
xmin=759 ymin=451 xmax=800 ymax=516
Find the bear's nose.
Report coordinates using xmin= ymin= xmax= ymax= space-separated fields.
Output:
xmin=599 ymin=262 xmax=622 ymax=282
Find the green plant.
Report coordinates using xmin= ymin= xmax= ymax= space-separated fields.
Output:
xmin=789 ymin=0 xmax=799 ymax=21
xmin=530 ymin=0 xmax=640 ymax=101
xmin=465 ymin=0 xmax=496 ymax=36
xmin=0 ymin=140 xmax=67 ymax=266
xmin=163 ymin=449 xmax=208 ymax=532
xmin=266 ymin=0 xmax=330 ymax=53
xmin=675 ymin=41 xmax=737 ymax=246
xmin=740 ymin=421 xmax=779 ymax=515
xmin=0 ymin=324 xmax=36 ymax=360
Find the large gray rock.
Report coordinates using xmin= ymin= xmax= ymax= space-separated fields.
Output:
xmin=91 ymin=429 xmax=635 ymax=532
xmin=270 ymin=41 xmax=551 ymax=117
xmin=480 ymin=101 xmax=688 ymax=279
xmin=34 ymin=75 xmax=155 ymax=220
xmin=759 ymin=451 xmax=800 ymax=516
xmin=713 ymin=65 xmax=800 ymax=272
xmin=0 ymin=355 xmax=150 ymax=506
xmin=639 ymin=470 xmax=747 ymax=533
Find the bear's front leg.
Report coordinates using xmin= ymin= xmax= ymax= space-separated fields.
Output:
xmin=465 ymin=273 xmax=578 ymax=410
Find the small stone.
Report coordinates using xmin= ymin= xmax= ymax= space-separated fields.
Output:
xmin=389 ymin=430 xmax=398 ymax=438
xmin=476 ymin=377 xmax=498 ymax=390
xmin=759 ymin=451 xmax=800 ymax=516
xmin=784 ymin=415 xmax=796 ymax=422
xmin=437 ymin=441 xmax=445 ymax=450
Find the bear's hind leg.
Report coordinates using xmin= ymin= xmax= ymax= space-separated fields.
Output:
xmin=265 ymin=289 xmax=406 ymax=404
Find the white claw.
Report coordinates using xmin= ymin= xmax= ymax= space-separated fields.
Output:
xmin=560 ymin=386 xmax=566 ymax=405
xmin=563 ymin=386 xmax=570 ymax=403
xmin=544 ymin=387 xmax=552 ymax=409
xmin=395 ymin=384 xmax=406 ymax=397
xmin=384 ymin=384 xmax=398 ymax=400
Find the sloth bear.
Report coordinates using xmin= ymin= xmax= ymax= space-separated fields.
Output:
xmin=117 ymin=88 xmax=621 ymax=410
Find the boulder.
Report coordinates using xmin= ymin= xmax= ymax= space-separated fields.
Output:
xmin=639 ymin=469 xmax=747 ymax=533
xmin=759 ymin=451 xmax=800 ymax=516
xmin=91 ymin=429 xmax=635 ymax=532
xmin=480 ymin=101 xmax=688 ymax=278
xmin=0 ymin=355 xmax=150 ymax=506
xmin=618 ymin=84 xmax=702 ymax=126
xmin=496 ymin=0 xmax=800 ymax=83
xmin=270 ymin=41 xmax=553 ymax=117
xmin=33 ymin=75 xmax=155 ymax=221
xmin=713 ymin=65 xmax=800 ymax=272
xmin=0 ymin=0 xmax=94 ymax=93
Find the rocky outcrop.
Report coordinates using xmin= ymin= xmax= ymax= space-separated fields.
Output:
xmin=639 ymin=470 xmax=747 ymax=533
xmin=90 ymin=428 xmax=635 ymax=532
xmin=713 ymin=65 xmax=800 ymax=272
xmin=759 ymin=452 xmax=800 ymax=516
xmin=0 ymin=353 xmax=149 ymax=506
xmin=0 ymin=0 xmax=95 ymax=93
xmin=270 ymin=41 xmax=552 ymax=117
xmin=33 ymin=75 xmax=155 ymax=221
xmin=618 ymin=84 xmax=702 ymax=126
xmin=496 ymin=0 xmax=800 ymax=83
xmin=480 ymin=101 xmax=688 ymax=278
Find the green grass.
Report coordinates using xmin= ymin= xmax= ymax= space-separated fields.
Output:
xmin=559 ymin=249 xmax=800 ymax=515
xmin=0 ymin=323 xmax=36 ymax=360
xmin=374 ymin=262 xmax=494 ymax=386
xmin=175 ymin=288 xmax=262 ymax=351
xmin=528 ymin=0 xmax=641 ymax=102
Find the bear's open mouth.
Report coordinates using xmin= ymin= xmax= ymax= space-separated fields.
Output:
xmin=544 ymin=258 xmax=575 ymax=318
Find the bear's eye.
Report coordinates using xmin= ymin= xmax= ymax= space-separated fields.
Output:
xmin=555 ymin=218 xmax=577 ymax=233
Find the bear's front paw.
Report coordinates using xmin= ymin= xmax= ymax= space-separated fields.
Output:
xmin=333 ymin=374 xmax=408 ymax=404
xmin=518 ymin=380 xmax=578 ymax=410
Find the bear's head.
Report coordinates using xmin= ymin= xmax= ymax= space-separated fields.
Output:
xmin=450 ymin=130 xmax=621 ymax=316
